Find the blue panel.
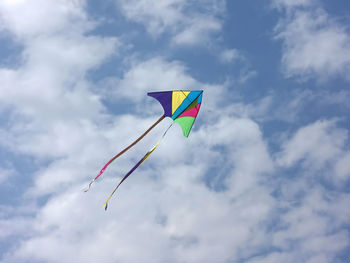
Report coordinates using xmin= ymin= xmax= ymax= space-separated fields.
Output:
xmin=197 ymin=93 xmax=202 ymax=104
xmin=171 ymin=90 xmax=203 ymax=120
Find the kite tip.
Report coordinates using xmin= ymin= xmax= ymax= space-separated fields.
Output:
xmin=83 ymin=180 xmax=94 ymax=192
xmin=104 ymin=203 xmax=108 ymax=211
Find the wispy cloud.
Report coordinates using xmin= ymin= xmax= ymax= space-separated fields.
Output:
xmin=0 ymin=168 xmax=15 ymax=184
xmin=0 ymin=0 xmax=120 ymax=198
xmin=0 ymin=4 xmax=277 ymax=258
xmin=249 ymin=187 xmax=350 ymax=263
xmin=277 ymin=119 xmax=346 ymax=168
xmin=274 ymin=1 xmax=350 ymax=81
xmin=0 ymin=0 xmax=92 ymax=39
xmin=219 ymin=48 xmax=242 ymax=64
xmin=272 ymin=0 xmax=315 ymax=10
xmin=115 ymin=0 xmax=225 ymax=46
xmin=1 ymin=1 xmax=350 ymax=262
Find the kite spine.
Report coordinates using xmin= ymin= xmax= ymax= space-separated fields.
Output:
xmin=84 ymin=115 xmax=165 ymax=192
xmin=103 ymin=123 xmax=173 ymax=210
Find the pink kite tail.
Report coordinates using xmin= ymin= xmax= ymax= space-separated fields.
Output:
xmin=84 ymin=115 xmax=165 ymax=192
xmin=84 ymin=161 xmax=112 ymax=192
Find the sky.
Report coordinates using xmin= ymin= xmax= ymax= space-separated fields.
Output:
xmin=1 ymin=0 xmax=350 ymax=262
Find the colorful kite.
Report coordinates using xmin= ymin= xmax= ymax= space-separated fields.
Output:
xmin=85 ymin=90 xmax=203 ymax=209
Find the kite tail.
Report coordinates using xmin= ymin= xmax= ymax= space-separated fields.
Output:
xmin=103 ymin=123 xmax=173 ymax=210
xmin=84 ymin=115 xmax=165 ymax=192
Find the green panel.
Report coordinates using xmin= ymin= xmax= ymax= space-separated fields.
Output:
xmin=174 ymin=117 xmax=195 ymax=137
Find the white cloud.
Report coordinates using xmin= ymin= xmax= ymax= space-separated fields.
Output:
xmin=115 ymin=0 xmax=225 ymax=46
xmin=172 ymin=15 xmax=221 ymax=45
xmin=0 ymin=0 xmax=120 ymax=160
xmin=273 ymin=189 xmax=350 ymax=261
xmin=0 ymin=2 xmax=279 ymax=257
xmin=2 ymin=112 xmax=277 ymax=263
xmin=113 ymin=57 xmax=197 ymax=101
xmin=0 ymin=168 xmax=15 ymax=184
xmin=248 ymin=188 xmax=350 ymax=263
xmin=219 ymin=48 xmax=242 ymax=63
xmin=0 ymin=216 xmax=34 ymax=239
xmin=278 ymin=119 xmax=347 ymax=169
xmin=272 ymin=0 xmax=315 ymax=10
xmin=225 ymin=89 xmax=314 ymax=125
xmin=0 ymin=18 xmax=278 ymax=260
xmin=334 ymin=152 xmax=350 ymax=181
xmin=1 ymin=1 xmax=350 ymax=262
xmin=277 ymin=119 xmax=350 ymax=186
xmin=105 ymin=57 xmax=227 ymax=117
xmin=0 ymin=0 xmax=92 ymax=39
xmin=0 ymin=0 xmax=119 ymax=208
xmin=274 ymin=3 xmax=350 ymax=81
xmin=116 ymin=0 xmax=183 ymax=35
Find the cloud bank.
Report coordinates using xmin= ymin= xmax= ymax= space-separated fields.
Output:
xmin=0 ymin=0 xmax=349 ymax=263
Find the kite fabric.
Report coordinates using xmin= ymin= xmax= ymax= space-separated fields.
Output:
xmin=147 ymin=90 xmax=202 ymax=137
xmin=85 ymin=90 xmax=203 ymax=209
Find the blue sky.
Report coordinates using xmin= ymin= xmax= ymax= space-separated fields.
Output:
xmin=1 ymin=0 xmax=350 ymax=262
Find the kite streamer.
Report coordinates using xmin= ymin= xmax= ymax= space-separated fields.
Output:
xmin=85 ymin=90 xmax=203 ymax=209
xmin=103 ymin=123 xmax=173 ymax=210
xmin=84 ymin=115 xmax=165 ymax=192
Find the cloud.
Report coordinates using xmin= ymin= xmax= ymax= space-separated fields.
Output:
xmin=271 ymin=188 xmax=350 ymax=263
xmin=219 ymin=48 xmax=242 ymax=64
xmin=272 ymin=0 xmax=315 ymax=10
xmin=103 ymin=57 xmax=227 ymax=117
xmin=0 ymin=0 xmax=120 ymax=212
xmin=277 ymin=119 xmax=350 ymax=187
xmin=0 ymin=168 xmax=15 ymax=184
xmin=0 ymin=0 xmax=92 ymax=39
xmin=2 ymin=112 xmax=276 ymax=263
xmin=0 ymin=2 xmax=278 ymax=257
xmin=0 ymin=0 xmax=120 ymax=159
xmin=274 ymin=2 xmax=350 ymax=81
xmin=1 ymin=54 xmax=278 ymax=262
xmin=0 ymin=13 xmax=278 ymax=259
xmin=1 ymin=1 xmax=350 ymax=263
xmin=112 ymin=57 xmax=198 ymax=101
xmin=277 ymin=119 xmax=347 ymax=168
xmin=115 ymin=0 xmax=225 ymax=45
xmin=116 ymin=0 xmax=184 ymax=36
xmin=334 ymin=152 xmax=350 ymax=181
xmin=248 ymin=188 xmax=350 ymax=263
xmin=171 ymin=15 xmax=221 ymax=45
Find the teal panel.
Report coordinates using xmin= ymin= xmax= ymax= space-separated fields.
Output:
xmin=172 ymin=90 xmax=202 ymax=120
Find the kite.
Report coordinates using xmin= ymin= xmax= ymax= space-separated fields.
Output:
xmin=85 ymin=90 xmax=203 ymax=210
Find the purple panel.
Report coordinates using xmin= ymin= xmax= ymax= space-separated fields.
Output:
xmin=147 ymin=91 xmax=172 ymax=117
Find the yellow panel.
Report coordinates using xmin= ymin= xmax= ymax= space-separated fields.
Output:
xmin=172 ymin=91 xmax=190 ymax=114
